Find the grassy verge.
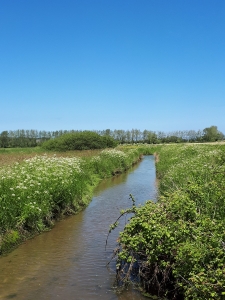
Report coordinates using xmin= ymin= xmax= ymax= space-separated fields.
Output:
xmin=114 ymin=144 xmax=225 ymax=299
xmin=0 ymin=147 xmax=143 ymax=255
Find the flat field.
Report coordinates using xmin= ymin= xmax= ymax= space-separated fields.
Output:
xmin=0 ymin=147 xmax=102 ymax=167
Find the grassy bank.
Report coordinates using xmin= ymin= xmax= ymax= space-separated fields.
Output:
xmin=0 ymin=147 xmax=144 ymax=255
xmin=115 ymin=144 xmax=225 ymax=299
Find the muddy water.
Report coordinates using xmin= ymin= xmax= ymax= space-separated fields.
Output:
xmin=0 ymin=156 xmax=157 ymax=300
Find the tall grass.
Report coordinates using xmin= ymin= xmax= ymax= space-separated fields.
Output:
xmin=0 ymin=147 xmax=102 ymax=167
xmin=0 ymin=148 xmax=142 ymax=254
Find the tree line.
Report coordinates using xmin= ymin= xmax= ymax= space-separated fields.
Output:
xmin=0 ymin=126 xmax=224 ymax=148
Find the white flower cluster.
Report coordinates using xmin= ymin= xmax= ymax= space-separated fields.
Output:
xmin=0 ymin=155 xmax=83 ymax=223
xmin=90 ymin=156 xmax=101 ymax=163
xmin=100 ymin=149 xmax=128 ymax=159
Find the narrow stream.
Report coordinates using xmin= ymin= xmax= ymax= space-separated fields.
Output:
xmin=0 ymin=156 xmax=157 ymax=300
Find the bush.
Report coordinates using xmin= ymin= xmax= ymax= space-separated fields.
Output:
xmin=113 ymin=144 xmax=225 ymax=299
xmin=42 ymin=131 xmax=118 ymax=151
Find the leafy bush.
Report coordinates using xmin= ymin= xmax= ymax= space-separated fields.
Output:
xmin=41 ymin=131 xmax=117 ymax=151
xmin=113 ymin=144 xmax=225 ymax=299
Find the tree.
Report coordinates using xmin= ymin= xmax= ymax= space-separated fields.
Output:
xmin=0 ymin=131 xmax=9 ymax=148
xmin=202 ymin=126 xmax=224 ymax=142
xmin=113 ymin=130 xmax=127 ymax=143
xmin=134 ymin=129 xmax=141 ymax=142
xmin=143 ymin=130 xmax=158 ymax=144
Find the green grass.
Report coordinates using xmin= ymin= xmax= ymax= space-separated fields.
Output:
xmin=0 ymin=147 xmax=45 ymax=154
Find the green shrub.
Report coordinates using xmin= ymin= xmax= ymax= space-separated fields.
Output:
xmin=42 ymin=131 xmax=117 ymax=151
xmin=113 ymin=144 xmax=225 ymax=299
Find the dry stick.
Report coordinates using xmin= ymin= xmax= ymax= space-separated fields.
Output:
xmin=105 ymin=211 xmax=126 ymax=251
xmin=177 ymin=274 xmax=201 ymax=292
xmin=106 ymin=247 xmax=120 ymax=267
xmin=105 ymin=205 xmax=136 ymax=250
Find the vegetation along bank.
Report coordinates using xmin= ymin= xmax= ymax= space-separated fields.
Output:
xmin=2 ymin=140 xmax=225 ymax=299
xmin=114 ymin=144 xmax=225 ymax=299
xmin=0 ymin=146 xmax=150 ymax=255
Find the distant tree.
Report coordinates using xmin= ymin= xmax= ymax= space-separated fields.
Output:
xmin=126 ymin=130 xmax=131 ymax=143
xmin=113 ymin=130 xmax=127 ymax=143
xmin=202 ymin=126 xmax=224 ymax=142
xmin=0 ymin=131 xmax=9 ymax=148
xmin=134 ymin=129 xmax=141 ymax=142
xmin=131 ymin=129 xmax=135 ymax=143
xmin=168 ymin=135 xmax=182 ymax=143
xmin=186 ymin=130 xmax=197 ymax=142
xmin=196 ymin=130 xmax=204 ymax=142
xmin=104 ymin=129 xmax=112 ymax=136
xmin=29 ymin=129 xmax=38 ymax=146
xmin=142 ymin=130 xmax=148 ymax=142
xmin=143 ymin=130 xmax=158 ymax=144
xmin=157 ymin=131 xmax=166 ymax=143
xmin=8 ymin=130 xmax=16 ymax=147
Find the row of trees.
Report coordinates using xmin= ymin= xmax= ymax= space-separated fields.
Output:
xmin=0 ymin=126 xmax=224 ymax=148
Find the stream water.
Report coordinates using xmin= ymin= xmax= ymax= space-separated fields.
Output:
xmin=0 ymin=156 xmax=157 ymax=300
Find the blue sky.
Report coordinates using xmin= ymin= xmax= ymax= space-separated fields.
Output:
xmin=1 ymin=0 xmax=225 ymax=133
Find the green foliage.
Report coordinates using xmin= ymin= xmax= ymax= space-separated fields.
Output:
xmin=41 ymin=131 xmax=118 ymax=151
xmin=89 ymin=149 xmax=141 ymax=177
xmin=203 ymin=125 xmax=224 ymax=142
xmin=0 ymin=131 xmax=9 ymax=148
xmin=113 ymin=144 xmax=225 ymax=299
xmin=1 ymin=230 xmax=20 ymax=253
xmin=0 ymin=147 xmax=141 ymax=254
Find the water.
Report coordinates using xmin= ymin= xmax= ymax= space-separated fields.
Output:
xmin=0 ymin=156 xmax=157 ymax=300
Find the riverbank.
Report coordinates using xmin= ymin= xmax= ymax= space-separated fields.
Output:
xmin=0 ymin=147 xmax=150 ymax=255
xmin=116 ymin=144 xmax=225 ymax=299
xmin=0 ymin=154 xmax=157 ymax=300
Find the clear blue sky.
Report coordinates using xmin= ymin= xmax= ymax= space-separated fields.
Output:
xmin=1 ymin=0 xmax=225 ymax=133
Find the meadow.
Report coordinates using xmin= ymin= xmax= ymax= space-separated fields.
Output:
xmin=0 ymin=147 xmax=103 ymax=166
xmin=0 ymin=146 xmax=145 ymax=254
xmin=115 ymin=143 xmax=225 ymax=299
